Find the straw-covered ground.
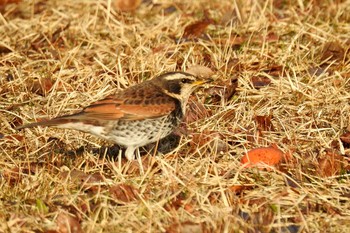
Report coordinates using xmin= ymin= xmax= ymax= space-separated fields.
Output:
xmin=1 ymin=0 xmax=350 ymax=232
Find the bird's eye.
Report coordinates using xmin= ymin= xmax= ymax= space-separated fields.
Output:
xmin=181 ymin=78 xmax=192 ymax=84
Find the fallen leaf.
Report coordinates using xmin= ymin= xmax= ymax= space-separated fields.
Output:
xmin=56 ymin=212 xmax=83 ymax=233
xmin=265 ymin=32 xmax=279 ymax=42
xmin=251 ymin=76 xmax=271 ymax=88
xmin=164 ymin=192 xmax=187 ymax=212
xmin=186 ymin=65 xmax=214 ymax=79
xmin=183 ymin=18 xmax=214 ymax=39
xmin=205 ymin=78 xmax=237 ymax=103
xmin=321 ymin=41 xmax=345 ymax=63
xmin=241 ymin=144 xmax=284 ymax=169
xmin=190 ymin=130 xmax=228 ymax=154
xmin=0 ymin=0 xmax=21 ymax=7
xmin=109 ymin=183 xmax=140 ymax=203
xmin=317 ymin=151 xmax=344 ymax=177
xmin=26 ymin=77 xmax=54 ymax=96
xmin=113 ymin=0 xmax=141 ymax=12
xmin=3 ymin=134 xmax=24 ymax=142
xmin=340 ymin=131 xmax=350 ymax=144
xmin=60 ymin=170 xmax=105 ymax=192
xmin=184 ymin=96 xmax=211 ymax=124
xmin=255 ymin=115 xmax=274 ymax=131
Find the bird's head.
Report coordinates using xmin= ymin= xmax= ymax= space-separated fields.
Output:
xmin=155 ymin=71 xmax=212 ymax=101
xmin=153 ymin=71 xmax=212 ymax=115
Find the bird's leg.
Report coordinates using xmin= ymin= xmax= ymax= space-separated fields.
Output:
xmin=125 ymin=146 xmax=136 ymax=160
xmin=136 ymin=148 xmax=144 ymax=174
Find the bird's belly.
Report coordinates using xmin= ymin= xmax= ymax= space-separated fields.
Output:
xmin=103 ymin=116 xmax=177 ymax=147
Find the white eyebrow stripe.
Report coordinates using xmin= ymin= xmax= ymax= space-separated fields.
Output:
xmin=164 ymin=74 xmax=195 ymax=81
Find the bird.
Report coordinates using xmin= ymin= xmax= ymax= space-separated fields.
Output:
xmin=17 ymin=71 xmax=212 ymax=160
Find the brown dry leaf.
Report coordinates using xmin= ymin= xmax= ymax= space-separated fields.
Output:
xmin=317 ymin=151 xmax=344 ymax=177
xmin=164 ymin=192 xmax=186 ymax=212
xmin=241 ymin=144 xmax=284 ymax=169
xmin=340 ymin=131 xmax=350 ymax=145
xmin=184 ymin=96 xmax=211 ymax=124
xmin=205 ymin=78 xmax=237 ymax=103
xmin=109 ymin=183 xmax=140 ymax=203
xmin=165 ymin=221 xmax=205 ymax=233
xmin=255 ymin=115 xmax=275 ymax=131
xmin=183 ymin=18 xmax=214 ymax=39
xmin=56 ymin=212 xmax=83 ymax=233
xmin=251 ymin=76 xmax=271 ymax=88
xmin=27 ymin=77 xmax=54 ymax=96
xmin=321 ymin=41 xmax=345 ymax=63
xmin=61 ymin=170 xmax=104 ymax=192
xmin=263 ymin=64 xmax=284 ymax=77
xmin=190 ymin=130 xmax=228 ymax=154
xmin=0 ymin=0 xmax=21 ymax=6
xmin=3 ymin=134 xmax=24 ymax=142
xmin=265 ymin=32 xmax=279 ymax=42
xmin=113 ymin=0 xmax=141 ymax=12
xmin=186 ymin=65 xmax=214 ymax=79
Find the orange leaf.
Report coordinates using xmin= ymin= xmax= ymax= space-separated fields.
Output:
xmin=113 ymin=0 xmax=141 ymax=11
xmin=241 ymin=144 xmax=284 ymax=169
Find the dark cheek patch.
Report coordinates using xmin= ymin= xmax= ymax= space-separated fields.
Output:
xmin=167 ymin=81 xmax=181 ymax=94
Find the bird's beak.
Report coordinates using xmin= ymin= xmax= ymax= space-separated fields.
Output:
xmin=193 ymin=78 xmax=213 ymax=86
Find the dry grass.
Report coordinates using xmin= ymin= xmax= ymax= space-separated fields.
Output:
xmin=1 ymin=0 xmax=350 ymax=232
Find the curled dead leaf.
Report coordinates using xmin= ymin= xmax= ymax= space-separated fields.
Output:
xmin=241 ymin=144 xmax=284 ymax=169
xmin=183 ymin=18 xmax=214 ymax=40
xmin=205 ymin=78 xmax=237 ymax=103
xmin=109 ymin=183 xmax=140 ymax=203
xmin=184 ymin=96 xmax=211 ymax=124
xmin=186 ymin=65 xmax=214 ymax=79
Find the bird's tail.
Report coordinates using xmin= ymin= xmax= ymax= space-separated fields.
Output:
xmin=16 ymin=114 xmax=81 ymax=130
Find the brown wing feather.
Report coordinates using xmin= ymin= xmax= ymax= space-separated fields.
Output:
xmin=17 ymin=82 xmax=176 ymax=129
xmin=82 ymin=97 xmax=175 ymax=120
